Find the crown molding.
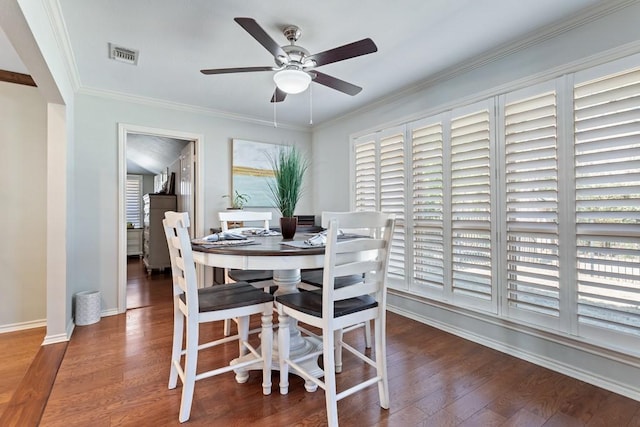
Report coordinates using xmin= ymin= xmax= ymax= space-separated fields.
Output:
xmin=77 ymin=86 xmax=310 ymax=132
xmin=46 ymin=0 xmax=81 ymax=91
xmin=315 ymin=0 xmax=640 ymax=131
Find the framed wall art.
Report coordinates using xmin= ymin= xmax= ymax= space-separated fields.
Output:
xmin=231 ymin=139 xmax=280 ymax=207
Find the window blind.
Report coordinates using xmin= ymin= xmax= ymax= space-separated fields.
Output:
xmin=574 ymin=68 xmax=640 ymax=337
xmin=354 ymin=138 xmax=377 ymax=212
xmin=504 ymin=91 xmax=560 ymax=322
xmin=411 ymin=121 xmax=445 ymax=291
xmin=126 ymin=174 xmax=143 ymax=228
xmin=450 ymin=110 xmax=493 ymax=301
xmin=379 ymin=132 xmax=406 ymax=280
xmin=350 ymin=52 xmax=640 ymax=355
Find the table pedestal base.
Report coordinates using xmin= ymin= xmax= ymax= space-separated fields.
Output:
xmin=231 ymin=268 xmax=322 ymax=392
xmin=231 ymin=327 xmax=322 ymax=392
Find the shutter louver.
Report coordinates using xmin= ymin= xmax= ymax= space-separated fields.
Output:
xmin=450 ymin=110 xmax=493 ymax=300
xmin=380 ymin=133 xmax=406 ymax=279
xmin=354 ymin=139 xmax=377 ymax=212
xmin=574 ymin=68 xmax=640 ymax=337
xmin=126 ymin=175 xmax=143 ymax=228
xmin=504 ymin=91 xmax=560 ymax=320
xmin=412 ymin=122 xmax=444 ymax=291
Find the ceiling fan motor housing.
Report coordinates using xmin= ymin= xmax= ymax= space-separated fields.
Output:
xmin=277 ymin=45 xmax=313 ymax=68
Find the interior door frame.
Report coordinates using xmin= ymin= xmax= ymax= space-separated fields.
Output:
xmin=117 ymin=123 xmax=204 ymax=313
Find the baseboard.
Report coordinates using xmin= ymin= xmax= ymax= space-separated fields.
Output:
xmin=42 ymin=332 xmax=69 ymax=345
xmin=42 ymin=319 xmax=74 ymax=345
xmin=101 ymin=308 xmax=120 ymax=317
xmin=0 ymin=319 xmax=46 ymax=334
xmin=387 ymin=292 xmax=640 ymax=403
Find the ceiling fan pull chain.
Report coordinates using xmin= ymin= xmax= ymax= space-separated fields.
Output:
xmin=309 ymin=84 xmax=313 ymax=125
xmin=273 ymin=96 xmax=278 ymax=128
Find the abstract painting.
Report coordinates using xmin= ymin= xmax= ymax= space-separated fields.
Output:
xmin=232 ymin=139 xmax=280 ymax=207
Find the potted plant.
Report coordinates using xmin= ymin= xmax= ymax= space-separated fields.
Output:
xmin=223 ymin=190 xmax=250 ymax=210
xmin=266 ymin=145 xmax=309 ymax=239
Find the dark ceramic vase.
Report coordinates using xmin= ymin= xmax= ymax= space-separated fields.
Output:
xmin=280 ymin=216 xmax=297 ymax=240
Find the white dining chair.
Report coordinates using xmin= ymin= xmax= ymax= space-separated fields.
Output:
xmin=299 ymin=211 xmax=374 ymax=349
xmin=276 ymin=211 xmax=395 ymax=427
xmin=218 ymin=210 xmax=274 ymax=336
xmin=218 ymin=210 xmax=274 ymax=284
xmin=163 ymin=211 xmax=274 ymax=423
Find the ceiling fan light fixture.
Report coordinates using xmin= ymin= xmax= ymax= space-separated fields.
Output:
xmin=273 ymin=69 xmax=311 ymax=94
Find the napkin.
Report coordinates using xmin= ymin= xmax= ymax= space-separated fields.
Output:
xmin=202 ymin=231 xmax=247 ymax=242
xmin=304 ymin=232 xmax=326 ymax=246
xmin=303 ymin=229 xmax=344 ymax=246
xmin=248 ymin=229 xmax=281 ymax=236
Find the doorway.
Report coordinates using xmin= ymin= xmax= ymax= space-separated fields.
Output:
xmin=118 ymin=124 xmax=204 ymax=313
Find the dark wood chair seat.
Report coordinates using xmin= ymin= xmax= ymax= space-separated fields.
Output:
xmin=182 ymin=282 xmax=274 ymax=312
xmin=299 ymin=269 xmax=363 ymax=288
xmin=228 ymin=269 xmax=273 ymax=283
xmin=277 ymin=289 xmax=376 ymax=318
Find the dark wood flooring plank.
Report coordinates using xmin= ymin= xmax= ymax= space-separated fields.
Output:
xmin=0 ymin=341 xmax=67 ymax=427
xmin=0 ymin=327 xmax=44 ymax=415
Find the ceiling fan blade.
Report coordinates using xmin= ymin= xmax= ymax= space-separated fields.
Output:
xmin=270 ymin=87 xmax=287 ymax=103
xmin=234 ymin=17 xmax=287 ymax=59
xmin=312 ymin=71 xmax=362 ymax=96
xmin=200 ymin=66 xmax=274 ymax=75
xmin=307 ymin=38 xmax=377 ymax=68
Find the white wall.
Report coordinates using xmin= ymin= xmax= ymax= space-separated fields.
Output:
xmin=311 ymin=2 xmax=640 ymax=400
xmin=72 ymin=93 xmax=312 ymax=312
xmin=2 ymin=0 xmax=79 ymax=342
xmin=0 ymin=81 xmax=47 ymax=330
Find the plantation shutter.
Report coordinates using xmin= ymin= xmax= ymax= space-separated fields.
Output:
xmin=411 ymin=119 xmax=445 ymax=293
xmin=354 ymin=137 xmax=377 ymax=212
xmin=503 ymin=88 xmax=560 ymax=327
xmin=574 ymin=67 xmax=640 ymax=339
xmin=450 ymin=106 xmax=494 ymax=305
xmin=126 ymin=174 xmax=143 ymax=228
xmin=379 ymin=130 xmax=406 ymax=280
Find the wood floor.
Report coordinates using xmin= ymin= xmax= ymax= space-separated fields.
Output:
xmin=2 ymin=258 xmax=640 ymax=426
xmin=0 ymin=326 xmax=46 ymax=416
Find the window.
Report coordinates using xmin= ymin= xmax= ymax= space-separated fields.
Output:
xmin=353 ymin=128 xmax=406 ymax=284
xmin=503 ymin=83 xmax=561 ymax=330
xmin=126 ymin=174 xmax=143 ymax=228
xmin=449 ymin=104 xmax=494 ymax=309
xmin=380 ymin=130 xmax=407 ymax=281
xmin=574 ymin=65 xmax=640 ymax=344
xmin=411 ymin=118 xmax=445 ymax=294
xmin=351 ymin=54 xmax=640 ymax=355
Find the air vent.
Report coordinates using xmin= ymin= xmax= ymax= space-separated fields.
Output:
xmin=108 ymin=43 xmax=139 ymax=65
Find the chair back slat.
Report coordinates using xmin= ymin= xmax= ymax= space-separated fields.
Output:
xmin=333 ymin=238 xmax=384 ymax=254
xmin=333 ymin=259 xmax=379 ymax=278
xmin=321 ymin=211 xmax=390 ymax=230
xmin=334 ymin=281 xmax=378 ymax=301
xmin=219 ymin=211 xmax=271 ymax=231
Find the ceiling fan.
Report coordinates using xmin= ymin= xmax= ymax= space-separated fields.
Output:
xmin=200 ymin=17 xmax=378 ymax=103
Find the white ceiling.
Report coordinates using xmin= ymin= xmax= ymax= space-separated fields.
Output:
xmin=126 ymin=134 xmax=189 ymax=175
xmin=4 ymin=0 xmax=609 ymax=127
xmin=0 ymin=25 xmax=28 ymax=74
